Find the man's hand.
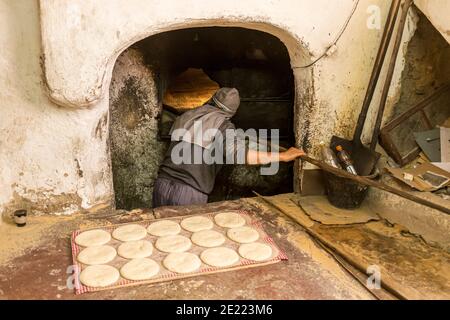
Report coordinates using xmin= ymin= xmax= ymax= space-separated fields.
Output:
xmin=280 ymin=147 xmax=306 ymax=162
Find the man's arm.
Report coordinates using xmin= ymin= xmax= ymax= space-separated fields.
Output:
xmin=246 ymin=147 xmax=305 ymax=165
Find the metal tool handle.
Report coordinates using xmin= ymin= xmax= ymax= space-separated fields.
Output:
xmin=370 ymin=0 xmax=414 ymax=150
xmin=299 ymin=154 xmax=450 ymax=215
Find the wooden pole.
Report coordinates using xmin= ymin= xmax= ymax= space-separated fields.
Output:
xmin=299 ymin=155 xmax=450 ymax=215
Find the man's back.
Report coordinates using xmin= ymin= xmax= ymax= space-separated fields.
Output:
xmin=158 ymin=120 xmax=242 ymax=195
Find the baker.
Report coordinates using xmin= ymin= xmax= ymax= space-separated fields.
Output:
xmin=153 ymin=87 xmax=305 ymax=207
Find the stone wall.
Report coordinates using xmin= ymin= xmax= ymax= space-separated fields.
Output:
xmin=0 ymin=0 xmax=113 ymax=220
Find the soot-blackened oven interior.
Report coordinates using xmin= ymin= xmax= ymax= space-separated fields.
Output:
xmin=109 ymin=27 xmax=295 ymax=210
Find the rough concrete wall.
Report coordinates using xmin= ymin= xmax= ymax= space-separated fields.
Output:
xmin=39 ymin=0 xmax=358 ymax=108
xmin=389 ymin=8 xmax=450 ymax=120
xmin=308 ymin=3 xmax=418 ymax=152
xmin=112 ymin=36 xmax=296 ymax=204
xmin=0 ymin=0 xmax=113 ymax=220
xmin=109 ymin=49 xmax=167 ymax=209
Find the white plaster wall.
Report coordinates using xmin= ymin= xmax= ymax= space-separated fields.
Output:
xmin=360 ymin=5 xmax=419 ymax=143
xmin=415 ymin=0 xmax=450 ymax=44
xmin=0 ymin=0 xmax=112 ymax=219
xmin=293 ymin=1 xmax=418 ymax=150
xmin=1 ymin=0 xmax=431 ymax=218
xmin=39 ymin=0 xmax=403 ymax=158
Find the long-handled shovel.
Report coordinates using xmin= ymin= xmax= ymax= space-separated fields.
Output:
xmin=369 ymin=0 xmax=414 ymax=150
xmin=330 ymin=0 xmax=402 ymax=176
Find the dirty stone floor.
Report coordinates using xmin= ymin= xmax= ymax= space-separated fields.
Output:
xmin=0 ymin=195 xmax=448 ymax=300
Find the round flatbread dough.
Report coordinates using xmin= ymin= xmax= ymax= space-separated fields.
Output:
xmin=120 ymin=258 xmax=160 ymax=281
xmin=80 ymin=265 xmax=120 ymax=288
xmin=180 ymin=216 xmax=213 ymax=232
xmin=112 ymin=224 xmax=147 ymax=242
xmin=75 ymin=229 xmax=111 ymax=247
xmin=155 ymin=235 xmax=192 ymax=253
xmin=200 ymin=247 xmax=239 ymax=267
xmin=163 ymin=253 xmax=201 ymax=274
xmin=147 ymin=220 xmax=181 ymax=237
xmin=77 ymin=245 xmax=117 ymax=265
xmin=238 ymin=243 xmax=273 ymax=261
xmin=117 ymin=240 xmax=153 ymax=259
xmin=214 ymin=212 xmax=246 ymax=228
xmin=227 ymin=227 xmax=259 ymax=244
xmin=191 ymin=230 xmax=225 ymax=248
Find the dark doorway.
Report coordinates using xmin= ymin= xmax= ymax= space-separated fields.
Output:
xmin=110 ymin=27 xmax=295 ymax=209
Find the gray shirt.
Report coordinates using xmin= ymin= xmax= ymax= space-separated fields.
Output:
xmin=158 ymin=120 xmax=247 ymax=194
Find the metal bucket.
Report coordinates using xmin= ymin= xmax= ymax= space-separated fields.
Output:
xmin=323 ymin=170 xmax=379 ymax=210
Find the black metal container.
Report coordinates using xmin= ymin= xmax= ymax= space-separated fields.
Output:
xmin=324 ymin=170 xmax=379 ymax=209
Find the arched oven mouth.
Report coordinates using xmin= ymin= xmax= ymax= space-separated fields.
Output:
xmin=109 ymin=27 xmax=296 ymax=210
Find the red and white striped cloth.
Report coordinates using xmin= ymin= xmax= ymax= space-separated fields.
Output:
xmin=71 ymin=210 xmax=288 ymax=295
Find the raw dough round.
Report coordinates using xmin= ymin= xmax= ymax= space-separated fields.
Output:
xmin=200 ymin=247 xmax=239 ymax=267
xmin=79 ymin=265 xmax=120 ymax=288
xmin=238 ymin=243 xmax=273 ymax=261
xmin=191 ymin=230 xmax=225 ymax=248
xmin=227 ymin=227 xmax=259 ymax=244
xmin=147 ymin=220 xmax=181 ymax=237
xmin=163 ymin=253 xmax=201 ymax=274
xmin=75 ymin=229 xmax=111 ymax=247
xmin=117 ymin=240 xmax=153 ymax=259
xmin=112 ymin=224 xmax=147 ymax=242
xmin=77 ymin=245 xmax=117 ymax=265
xmin=214 ymin=212 xmax=246 ymax=228
xmin=180 ymin=216 xmax=213 ymax=232
xmin=155 ymin=235 xmax=192 ymax=253
xmin=120 ymin=258 xmax=160 ymax=281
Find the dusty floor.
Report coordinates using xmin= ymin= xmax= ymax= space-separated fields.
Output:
xmin=0 ymin=195 xmax=449 ymax=300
